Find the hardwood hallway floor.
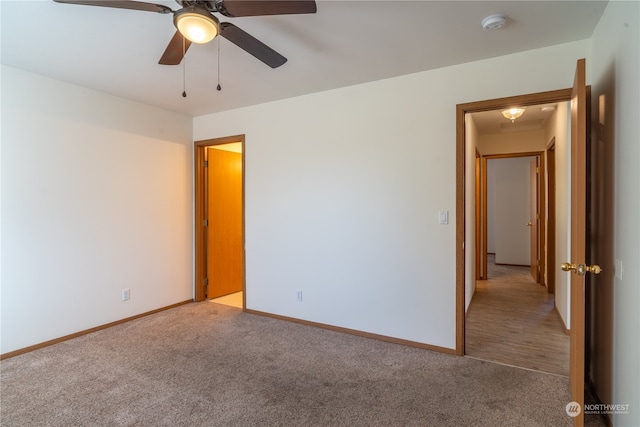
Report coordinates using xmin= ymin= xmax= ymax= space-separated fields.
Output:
xmin=465 ymin=256 xmax=569 ymax=376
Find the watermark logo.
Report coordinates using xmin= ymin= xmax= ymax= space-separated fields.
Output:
xmin=584 ymin=403 xmax=630 ymax=415
xmin=566 ymin=401 xmax=581 ymax=417
xmin=565 ymin=401 xmax=631 ymax=417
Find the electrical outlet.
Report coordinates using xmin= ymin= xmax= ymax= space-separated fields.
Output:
xmin=121 ymin=288 xmax=130 ymax=301
xmin=296 ymin=289 xmax=303 ymax=302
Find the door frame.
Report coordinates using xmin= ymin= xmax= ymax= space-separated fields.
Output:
xmin=456 ymin=88 xmax=572 ymax=355
xmin=194 ymin=134 xmax=246 ymax=303
xmin=479 ymin=152 xmax=545 ymax=282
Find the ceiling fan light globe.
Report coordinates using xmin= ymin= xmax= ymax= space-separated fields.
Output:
xmin=175 ymin=9 xmax=218 ymax=44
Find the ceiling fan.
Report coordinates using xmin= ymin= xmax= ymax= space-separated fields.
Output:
xmin=52 ymin=0 xmax=317 ymax=68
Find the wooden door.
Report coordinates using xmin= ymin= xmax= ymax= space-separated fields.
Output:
xmin=207 ymin=147 xmax=243 ymax=299
xmin=529 ymin=157 xmax=539 ymax=282
xmin=567 ymin=58 xmax=589 ymax=427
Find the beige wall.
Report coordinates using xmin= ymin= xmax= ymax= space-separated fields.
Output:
xmin=542 ymin=102 xmax=571 ymax=329
xmin=464 ymin=115 xmax=479 ymax=311
xmin=1 ymin=66 xmax=194 ymax=354
xmin=194 ymin=40 xmax=590 ymax=350
xmin=589 ymin=2 xmax=639 ymax=425
xmin=478 ymin=129 xmax=547 ymax=155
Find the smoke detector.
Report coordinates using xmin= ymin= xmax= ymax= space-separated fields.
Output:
xmin=482 ymin=14 xmax=507 ymax=30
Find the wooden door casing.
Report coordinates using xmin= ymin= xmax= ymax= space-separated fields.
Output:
xmin=194 ymin=135 xmax=245 ymax=304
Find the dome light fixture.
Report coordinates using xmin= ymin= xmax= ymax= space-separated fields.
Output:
xmin=502 ymin=107 xmax=526 ymax=122
xmin=482 ymin=14 xmax=507 ymax=31
xmin=174 ymin=6 xmax=219 ymax=44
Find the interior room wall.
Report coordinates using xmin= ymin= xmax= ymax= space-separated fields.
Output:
xmin=540 ymin=108 xmax=555 ymax=294
xmin=589 ymin=2 xmax=639 ymax=425
xmin=543 ymin=101 xmax=571 ymax=329
xmin=194 ymin=40 xmax=589 ymax=350
xmin=1 ymin=66 xmax=194 ymax=354
xmin=477 ymin=129 xmax=546 ymax=155
xmin=464 ymin=115 xmax=478 ymax=311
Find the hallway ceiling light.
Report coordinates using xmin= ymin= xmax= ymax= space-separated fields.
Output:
xmin=501 ymin=107 xmax=526 ymax=122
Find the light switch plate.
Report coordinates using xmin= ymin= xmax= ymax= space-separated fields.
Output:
xmin=439 ymin=210 xmax=449 ymax=225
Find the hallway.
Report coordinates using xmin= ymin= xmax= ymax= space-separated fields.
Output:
xmin=465 ymin=256 xmax=569 ymax=376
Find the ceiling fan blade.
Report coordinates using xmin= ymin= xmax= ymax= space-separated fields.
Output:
xmin=52 ymin=0 xmax=172 ymax=14
xmin=216 ymin=0 xmax=316 ymax=17
xmin=220 ymin=22 xmax=287 ymax=68
xmin=159 ymin=31 xmax=192 ymax=65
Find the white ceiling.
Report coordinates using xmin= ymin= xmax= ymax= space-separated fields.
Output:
xmin=1 ymin=1 xmax=607 ymax=118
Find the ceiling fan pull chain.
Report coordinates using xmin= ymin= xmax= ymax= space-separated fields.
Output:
xmin=182 ymin=36 xmax=187 ymax=97
xmin=217 ymin=34 xmax=222 ymax=91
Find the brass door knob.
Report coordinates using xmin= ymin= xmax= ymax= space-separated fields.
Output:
xmin=561 ymin=262 xmax=574 ymax=271
xmin=526 ymin=222 xmax=532 ymax=227
xmin=561 ymin=262 xmax=602 ymax=276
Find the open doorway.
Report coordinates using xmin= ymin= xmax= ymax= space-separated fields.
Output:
xmin=194 ymin=135 xmax=245 ymax=309
xmin=458 ymin=60 xmax=593 ymax=425
xmin=460 ymin=96 xmax=572 ymax=376
xmin=483 ymin=153 xmax=544 ymax=282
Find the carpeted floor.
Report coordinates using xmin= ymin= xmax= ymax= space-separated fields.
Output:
xmin=1 ymin=302 xmax=604 ymax=426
